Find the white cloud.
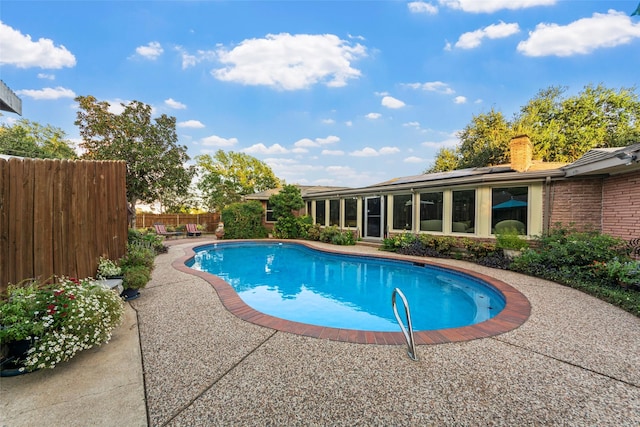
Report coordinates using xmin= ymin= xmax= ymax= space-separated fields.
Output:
xmin=294 ymin=135 xmax=339 ymax=149
xmin=404 ymin=156 xmax=425 ymax=163
xmin=316 ymin=135 xmax=340 ymax=145
xmin=322 ymin=149 xmax=345 ymax=156
xmin=439 ymin=0 xmax=556 ymax=13
xmin=165 ymin=98 xmax=186 ymax=109
xmin=453 ymin=96 xmax=467 ymax=104
xmin=350 ymin=146 xmax=399 ymax=157
xmin=381 ymin=95 xmax=406 ymax=109
xmin=421 ymin=135 xmax=460 ymax=148
xmin=291 ymin=147 xmax=308 ymax=154
xmin=455 ymin=22 xmax=520 ymax=49
xmin=345 ymin=120 xmax=353 ymax=126
xmin=175 ymin=46 xmax=217 ymax=69
xmin=212 ymin=33 xmax=367 ymax=90
xmin=379 ymin=146 xmax=400 ymax=155
xmin=243 ymin=143 xmax=289 ymax=154
xmin=518 ymin=10 xmax=640 ymax=57
xmin=326 ymin=165 xmax=355 ymax=176
xmin=201 ymin=135 xmax=238 ymax=147
xmin=322 ymin=118 xmax=335 ymax=124
xmin=16 ymin=86 xmax=76 ymax=100
xmin=366 ymin=113 xmax=382 ymax=119
xmin=404 ymin=121 xmax=421 ymax=128
xmin=406 ymin=81 xmax=455 ymax=95
xmin=135 ymin=41 xmax=163 ymax=60
xmin=37 ymin=73 xmax=55 ymax=80
xmin=294 ymin=138 xmax=318 ymax=148
xmin=0 ymin=22 xmax=76 ymax=69
xmin=178 ymin=120 xmax=205 ymax=128
xmin=408 ymin=2 xmax=438 ymax=15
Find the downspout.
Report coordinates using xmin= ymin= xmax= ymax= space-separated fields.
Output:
xmin=543 ymin=176 xmax=552 ymax=234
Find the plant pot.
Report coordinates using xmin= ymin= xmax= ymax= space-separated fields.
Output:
xmin=120 ymin=288 xmax=140 ymax=301
xmin=1 ymin=339 xmax=32 ymax=377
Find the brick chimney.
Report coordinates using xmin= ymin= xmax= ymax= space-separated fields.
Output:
xmin=510 ymin=135 xmax=532 ymax=172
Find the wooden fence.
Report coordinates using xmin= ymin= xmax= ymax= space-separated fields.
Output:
xmin=0 ymin=157 xmax=128 ymax=292
xmin=135 ymin=212 xmax=220 ymax=231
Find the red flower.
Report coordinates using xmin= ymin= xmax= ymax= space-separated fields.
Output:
xmin=69 ymin=278 xmax=80 ymax=285
xmin=54 ymin=290 xmax=64 ymax=297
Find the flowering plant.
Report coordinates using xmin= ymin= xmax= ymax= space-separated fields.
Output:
xmin=0 ymin=277 xmax=124 ymax=372
xmin=96 ymin=256 xmax=122 ymax=279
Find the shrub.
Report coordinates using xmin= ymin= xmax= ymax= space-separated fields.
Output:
xmin=495 ymin=229 xmax=529 ymax=251
xmin=463 ymin=239 xmax=498 ymax=258
xmin=331 ymin=230 xmax=356 ymax=246
xmin=305 ymin=224 xmax=323 ymax=241
xmin=222 ymin=201 xmax=269 ymax=239
xmin=121 ymin=244 xmax=155 ymax=271
xmin=122 ymin=265 xmax=152 ymax=290
xmin=128 ymin=228 xmax=166 ymax=254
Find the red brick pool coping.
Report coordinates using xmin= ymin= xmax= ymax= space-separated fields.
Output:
xmin=173 ymin=240 xmax=531 ymax=345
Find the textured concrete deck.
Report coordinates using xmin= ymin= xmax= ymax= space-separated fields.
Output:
xmin=2 ymin=238 xmax=639 ymax=426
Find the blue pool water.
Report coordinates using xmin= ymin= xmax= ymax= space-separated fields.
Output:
xmin=187 ymin=242 xmax=506 ymax=332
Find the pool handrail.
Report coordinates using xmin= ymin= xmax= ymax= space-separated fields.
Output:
xmin=391 ymin=288 xmax=418 ymax=361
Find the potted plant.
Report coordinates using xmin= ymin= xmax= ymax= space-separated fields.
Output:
xmin=96 ymin=256 xmax=123 ymax=279
xmin=1 ymin=277 xmax=124 ymax=375
xmin=496 ymin=228 xmax=529 ymax=259
xmin=119 ymin=244 xmax=155 ymax=301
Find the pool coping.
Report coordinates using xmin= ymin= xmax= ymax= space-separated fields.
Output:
xmin=172 ymin=239 xmax=531 ymax=345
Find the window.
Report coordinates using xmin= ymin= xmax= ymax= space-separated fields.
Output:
xmin=344 ymin=198 xmax=357 ymax=227
xmin=315 ymin=200 xmax=326 ymax=225
xmin=329 ymin=200 xmax=340 ymax=226
xmin=419 ymin=192 xmax=443 ymax=232
xmin=265 ymin=201 xmax=276 ymax=222
xmin=392 ymin=194 xmax=413 ymax=230
xmin=452 ymin=190 xmax=475 ymax=233
xmin=492 ymin=187 xmax=528 ymax=235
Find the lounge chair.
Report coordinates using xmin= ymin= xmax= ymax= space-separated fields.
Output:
xmin=185 ymin=223 xmax=202 ymax=237
xmin=153 ymin=223 xmax=183 ymax=239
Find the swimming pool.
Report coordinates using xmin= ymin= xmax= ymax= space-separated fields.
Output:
xmin=186 ymin=241 xmax=506 ymax=332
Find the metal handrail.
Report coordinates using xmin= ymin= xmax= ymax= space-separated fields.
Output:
xmin=391 ymin=288 xmax=418 ymax=361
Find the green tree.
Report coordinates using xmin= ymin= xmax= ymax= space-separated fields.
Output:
xmin=74 ymin=95 xmax=194 ymax=224
xmin=457 ymin=108 xmax=512 ymax=169
xmin=196 ymin=150 xmax=280 ymax=212
xmin=0 ymin=119 xmax=77 ymax=159
xmin=428 ymin=84 xmax=640 ymax=171
xmin=515 ymin=84 xmax=640 ymax=162
xmin=424 ymin=147 xmax=460 ymax=173
xmin=269 ymin=184 xmax=306 ymax=239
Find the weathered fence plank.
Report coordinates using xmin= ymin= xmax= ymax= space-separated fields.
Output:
xmin=136 ymin=212 xmax=220 ymax=231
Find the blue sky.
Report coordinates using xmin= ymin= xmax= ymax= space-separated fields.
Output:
xmin=2 ymin=1 xmax=640 ymax=187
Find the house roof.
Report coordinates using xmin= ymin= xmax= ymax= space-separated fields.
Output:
xmin=244 ymin=185 xmax=349 ymax=201
xmin=563 ymin=143 xmax=640 ymax=177
xmin=0 ymin=80 xmax=22 ymax=115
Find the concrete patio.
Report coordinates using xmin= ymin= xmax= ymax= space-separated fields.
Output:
xmin=2 ymin=238 xmax=639 ymax=426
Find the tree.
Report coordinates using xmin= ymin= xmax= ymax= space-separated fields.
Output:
xmin=0 ymin=119 xmax=77 ymax=159
xmin=427 ymin=84 xmax=640 ymax=170
xmin=457 ymin=108 xmax=512 ymax=169
xmin=424 ymin=147 xmax=460 ymax=173
xmin=75 ymin=95 xmax=194 ymax=224
xmin=196 ymin=150 xmax=280 ymax=212
xmin=269 ymin=184 xmax=306 ymax=239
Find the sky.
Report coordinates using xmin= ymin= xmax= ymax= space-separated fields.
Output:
xmin=1 ymin=1 xmax=640 ymax=188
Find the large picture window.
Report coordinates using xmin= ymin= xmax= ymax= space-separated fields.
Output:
xmin=315 ymin=200 xmax=326 ymax=225
xmin=492 ymin=187 xmax=528 ymax=235
xmin=329 ymin=199 xmax=340 ymax=226
xmin=452 ymin=190 xmax=475 ymax=233
xmin=392 ymin=194 xmax=413 ymax=230
xmin=345 ymin=198 xmax=357 ymax=227
xmin=419 ymin=191 xmax=443 ymax=232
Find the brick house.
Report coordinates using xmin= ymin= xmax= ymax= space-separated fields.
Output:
xmin=298 ymin=137 xmax=640 ymax=242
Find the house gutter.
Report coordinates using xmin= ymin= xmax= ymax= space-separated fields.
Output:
xmin=304 ymin=169 xmax=566 ymax=199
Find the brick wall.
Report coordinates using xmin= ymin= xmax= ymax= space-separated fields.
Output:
xmin=602 ymin=170 xmax=640 ymax=240
xmin=546 ymin=178 xmax=603 ymax=231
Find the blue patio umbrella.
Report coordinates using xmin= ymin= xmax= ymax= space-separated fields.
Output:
xmin=492 ymin=199 xmax=527 ymax=209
